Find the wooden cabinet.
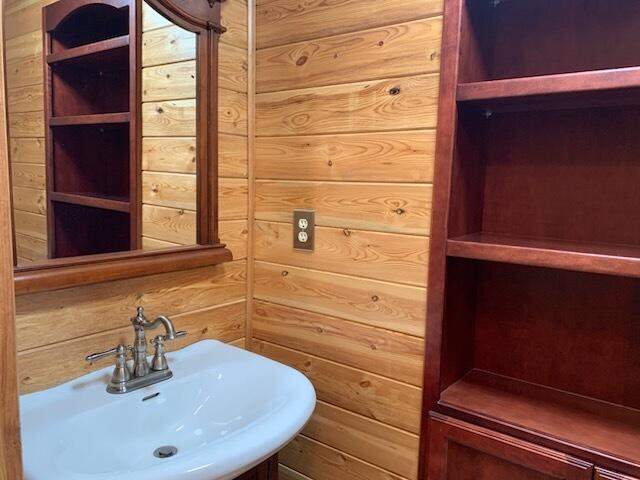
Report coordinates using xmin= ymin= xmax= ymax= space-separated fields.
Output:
xmin=43 ymin=0 xmax=138 ymax=258
xmin=595 ymin=469 xmax=640 ymax=480
xmin=419 ymin=0 xmax=640 ymax=478
xmin=233 ymin=455 xmax=278 ymax=480
xmin=427 ymin=414 xmax=592 ymax=480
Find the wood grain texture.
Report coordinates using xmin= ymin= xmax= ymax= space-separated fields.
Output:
xmin=253 ymin=340 xmax=422 ymax=433
xmin=281 ymin=435 xmax=405 ymax=480
xmin=255 ymin=130 xmax=435 ymax=182
xmin=257 ymin=18 xmax=442 ymax=93
xmin=6 ymin=84 xmax=43 ymax=114
xmin=142 ymin=99 xmax=196 ymax=137
xmin=255 ymin=180 xmax=432 ymax=235
xmin=9 ymin=138 xmax=44 ymax=164
xmin=254 ymin=221 xmax=429 ymax=286
xmin=142 ymin=137 xmax=197 ymax=174
xmin=220 ymin=43 xmax=248 ymax=93
xmin=253 ymin=261 xmax=426 ymax=336
xmin=303 ymin=401 xmax=420 ymax=479
xmin=18 ymin=299 xmax=246 ymax=393
xmin=279 ymin=465 xmax=314 ymax=480
xmin=256 ymin=74 xmax=439 ymax=136
xmin=220 ymin=88 xmax=248 ymax=135
xmin=256 ymin=0 xmax=443 ymax=48
xmin=141 ymin=24 xmax=196 ymax=67
xmin=142 ymin=171 xmax=197 ymax=210
xmin=13 ymin=210 xmax=46 ymax=241
xmin=219 ymin=178 xmax=249 ymax=220
xmin=142 ymin=60 xmax=196 ymax=102
xmin=142 ymin=204 xmax=197 ymax=245
xmin=0 ymin=6 xmax=24 ymax=469
xmin=14 ymin=233 xmax=47 ymax=263
xmin=15 ymin=260 xmax=247 ymax=352
xmin=219 ymin=134 xmax=248 ymax=178
xmin=12 ymin=186 xmax=46 ymax=214
xmin=220 ymin=0 xmax=248 ymax=49
xmin=5 ymin=30 xmax=42 ymax=89
xmin=8 ymin=110 xmax=44 ymax=138
xmin=253 ymin=300 xmax=424 ymax=385
xmin=11 ymin=162 xmax=45 ymax=189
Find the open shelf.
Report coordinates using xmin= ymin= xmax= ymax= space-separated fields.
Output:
xmin=439 ymin=370 xmax=640 ymax=470
xmin=49 ymin=112 xmax=130 ymax=126
xmin=47 ymin=35 xmax=129 ymax=65
xmin=49 ymin=192 xmax=130 ymax=213
xmin=459 ymin=0 xmax=640 ymax=84
xmin=447 ymin=233 xmax=640 ymax=278
xmin=457 ymin=68 xmax=640 ymax=111
xmin=47 ymin=2 xmax=130 ymax=53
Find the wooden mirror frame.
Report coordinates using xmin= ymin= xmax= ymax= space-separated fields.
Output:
xmin=12 ymin=0 xmax=231 ymax=295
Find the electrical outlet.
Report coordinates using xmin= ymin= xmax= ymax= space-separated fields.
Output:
xmin=293 ymin=209 xmax=315 ymax=251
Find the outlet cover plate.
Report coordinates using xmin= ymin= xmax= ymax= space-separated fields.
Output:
xmin=293 ymin=209 xmax=315 ymax=251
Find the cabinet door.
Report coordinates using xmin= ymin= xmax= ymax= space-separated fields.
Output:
xmin=427 ymin=413 xmax=593 ymax=480
xmin=595 ymin=468 xmax=640 ymax=480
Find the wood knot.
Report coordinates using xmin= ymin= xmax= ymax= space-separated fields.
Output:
xmin=395 ymin=208 xmax=405 ymax=215
xmin=156 ymin=106 xmax=164 ymax=114
xmin=327 ymin=160 xmax=333 ymax=167
xmin=371 ymin=295 xmax=379 ymax=302
xmin=359 ymin=380 xmax=371 ymax=388
xmin=296 ymin=55 xmax=308 ymax=66
xmin=281 ymin=270 xmax=289 ymax=277
xmin=378 ymin=40 xmax=384 ymax=47
xmin=389 ymin=86 xmax=401 ymax=96
xmin=343 ymin=228 xmax=351 ymax=237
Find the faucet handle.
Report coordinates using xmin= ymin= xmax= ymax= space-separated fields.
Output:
xmin=131 ymin=306 xmax=147 ymax=325
xmin=85 ymin=344 xmax=131 ymax=364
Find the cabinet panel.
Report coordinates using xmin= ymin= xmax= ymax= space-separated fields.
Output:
xmin=233 ymin=455 xmax=279 ymax=480
xmin=427 ymin=414 xmax=593 ymax=480
xmin=596 ymin=469 xmax=640 ymax=480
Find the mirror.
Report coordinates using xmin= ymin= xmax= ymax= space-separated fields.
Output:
xmin=3 ymin=0 xmax=228 ymax=291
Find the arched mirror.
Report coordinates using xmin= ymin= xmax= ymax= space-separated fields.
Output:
xmin=3 ymin=0 xmax=229 ymax=294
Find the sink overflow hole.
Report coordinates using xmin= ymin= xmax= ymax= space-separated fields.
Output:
xmin=142 ymin=392 xmax=160 ymax=402
xmin=154 ymin=446 xmax=178 ymax=459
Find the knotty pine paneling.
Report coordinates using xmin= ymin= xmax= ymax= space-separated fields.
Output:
xmin=252 ymin=340 xmax=423 ymax=434
xmin=255 ymin=180 xmax=432 ymax=235
xmin=252 ymin=301 xmax=424 ymax=386
xmin=253 ymin=261 xmax=426 ymax=336
xmin=254 ymin=1 xmax=442 ymax=478
xmin=256 ymin=74 xmax=439 ymax=136
xmin=256 ymin=0 xmax=443 ymax=49
xmin=254 ymin=221 xmax=429 ymax=287
xmin=255 ymin=130 xmax=435 ymax=182
xmin=10 ymin=0 xmax=249 ymax=393
xmin=303 ymin=401 xmax=420 ymax=480
xmin=257 ymin=18 xmax=442 ymax=93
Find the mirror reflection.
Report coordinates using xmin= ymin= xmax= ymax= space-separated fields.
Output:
xmin=5 ymin=0 xmax=200 ymax=267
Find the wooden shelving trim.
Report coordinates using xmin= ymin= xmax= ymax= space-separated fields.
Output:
xmin=447 ymin=233 xmax=640 ymax=278
xmin=46 ymin=35 xmax=129 ymax=65
xmin=457 ymin=67 xmax=640 ymax=104
xmin=49 ymin=192 xmax=130 ymax=213
xmin=49 ymin=112 xmax=130 ymax=127
xmin=439 ymin=370 xmax=640 ymax=474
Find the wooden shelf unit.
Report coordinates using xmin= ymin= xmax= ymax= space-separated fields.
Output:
xmin=44 ymin=0 xmax=138 ymax=259
xmin=422 ymin=0 xmax=640 ymax=478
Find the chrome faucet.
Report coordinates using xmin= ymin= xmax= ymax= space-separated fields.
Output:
xmin=85 ymin=307 xmax=186 ymax=394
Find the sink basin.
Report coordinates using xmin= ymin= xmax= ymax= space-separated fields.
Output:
xmin=20 ymin=340 xmax=316 ymax=480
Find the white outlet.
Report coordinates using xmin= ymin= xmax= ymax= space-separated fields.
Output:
xmin=298 ymin=231 xmax=309 ymax=243
xmin=298 ymin=218 xmax=309 ymax=230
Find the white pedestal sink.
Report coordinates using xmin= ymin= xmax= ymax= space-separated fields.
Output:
xmin=20 ymin=340 xmax=316 ymax=480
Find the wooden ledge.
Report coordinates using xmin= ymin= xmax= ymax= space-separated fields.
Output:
xmin=14 ymin=245 xmax=232 ymax=295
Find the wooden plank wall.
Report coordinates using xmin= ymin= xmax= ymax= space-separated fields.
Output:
xmin=3 ymin=0 xmax=56 ymax=264
xmin=10 ymin=0 xmax=250 ymax=394
xmin=253 ymin=1 xmax=443 ymax=479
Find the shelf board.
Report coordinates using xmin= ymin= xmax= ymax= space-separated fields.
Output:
xmin=49 ymin=112 xmax=130 ymax=127
xmin=50 ymin=192 xmax=130 ymax=213
xmin=439 ymin=370 xmax=640 ymax=473
xmin=457 ymin=67 xmax=640 ymax=110
xmin=47 ymin=35 xmax=129 ymax=66
xmin=447 ymin=233 xmax=640 ymax=278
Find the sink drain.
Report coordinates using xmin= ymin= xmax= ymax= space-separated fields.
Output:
xmin=153 ymin=446 xmax=178 ymax=459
